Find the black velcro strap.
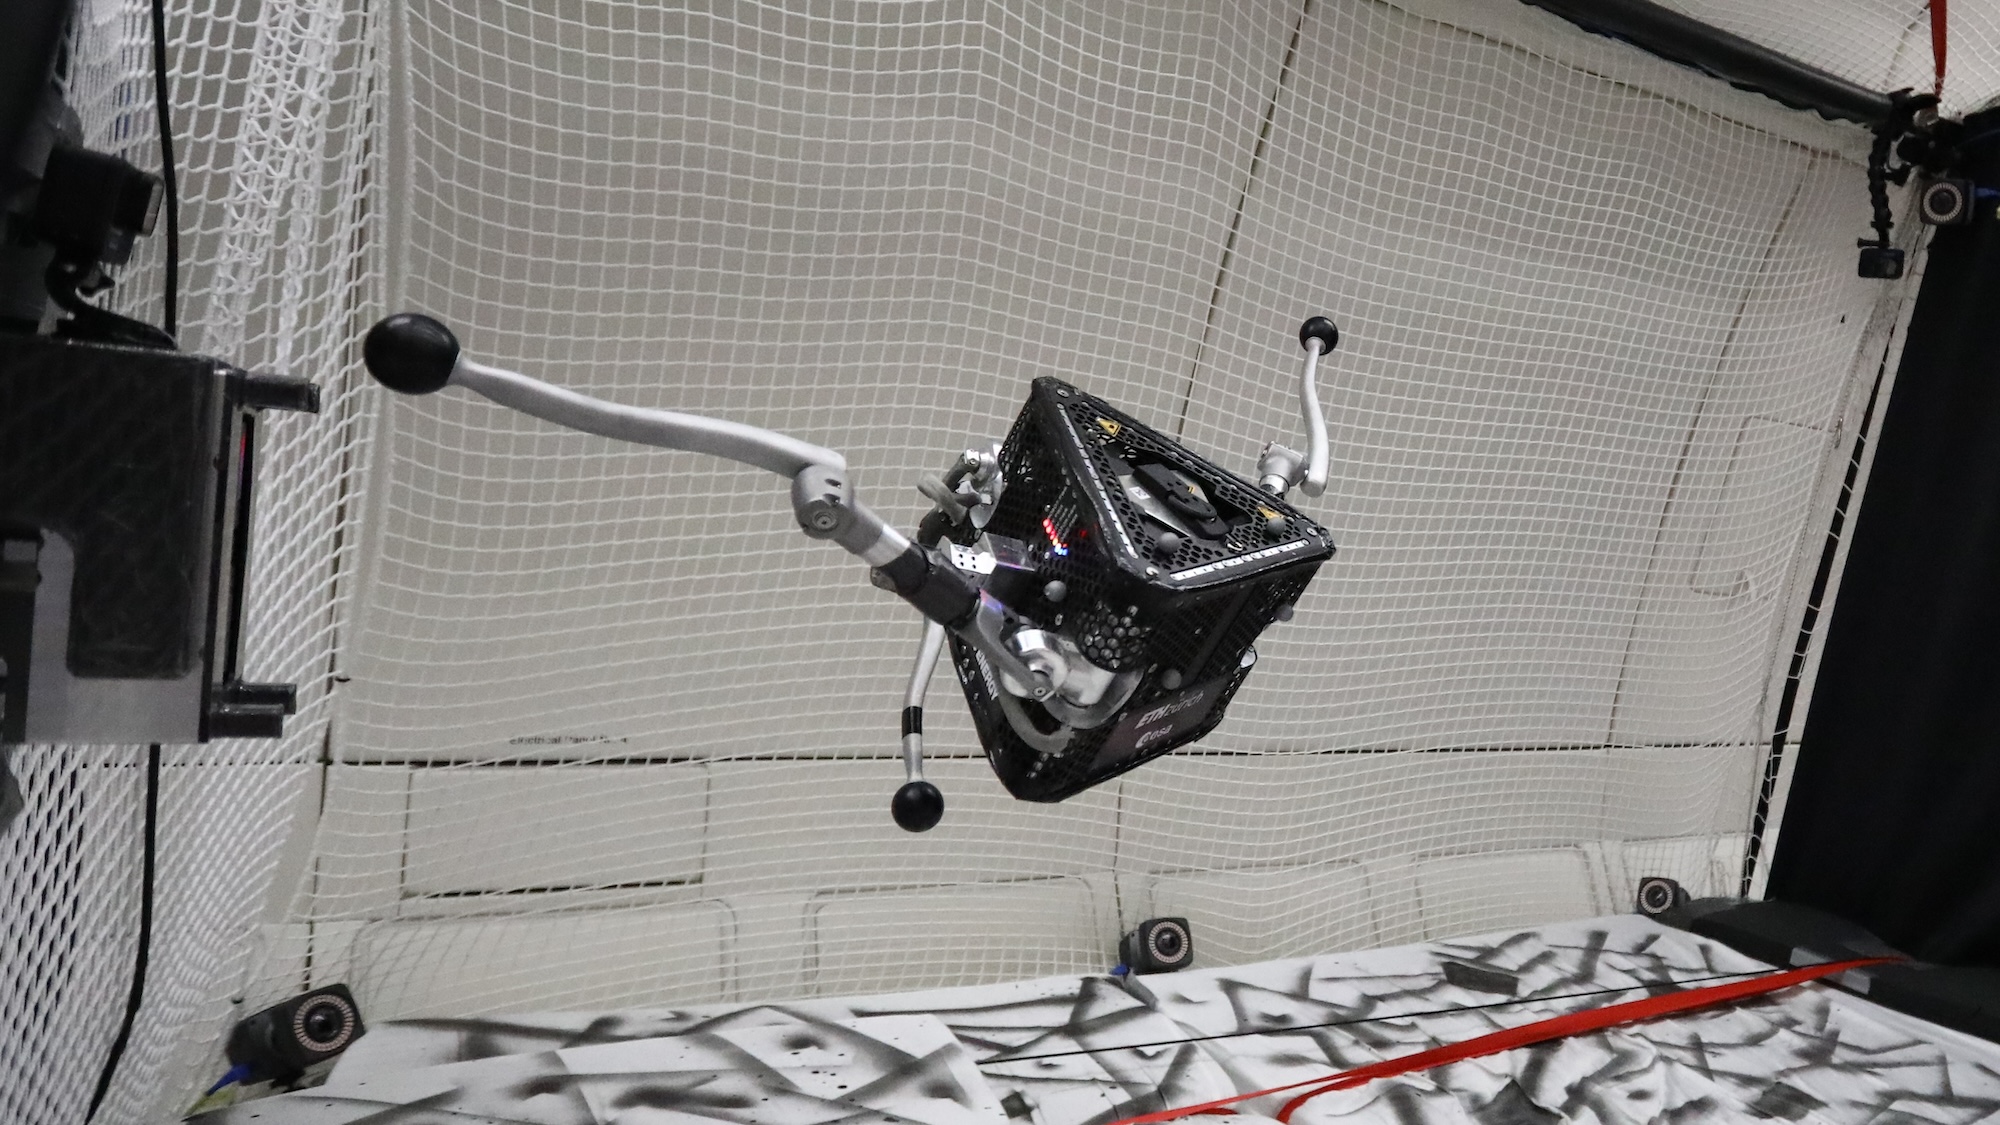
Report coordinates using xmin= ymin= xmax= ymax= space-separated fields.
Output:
xmin=873 ymin=545 xmax=980 ymax=629
xmin=873 ymin=546 xmax=931 ymax=595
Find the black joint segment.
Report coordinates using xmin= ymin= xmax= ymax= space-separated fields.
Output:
xmin=901 ymin=706 xmax=923 ymax=737
xmin=232 ymin=371 xmax=321 ymax=414
xmin=363 ymin=313 xmax=460 ymax=395
xmin=907 ymin=555 xmax=980 ymax=628
xmin=873 ymin=547 xmax=932 ymax=596
xmin=873 ymin=546 xmax=980 ymax=628
xmin=916 ymin=508 xmax=955 ymax=549
xmin=1298 ymin=315 xmax=1340 ymax=353
xmin=1889 ymin=89 xmax=1940 ymax=116
xmin=891 ymin=780 xmax=944 ymax=832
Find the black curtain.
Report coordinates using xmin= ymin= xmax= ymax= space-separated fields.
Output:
xmin=1766 ymin=110 xmax=2000 ymax=966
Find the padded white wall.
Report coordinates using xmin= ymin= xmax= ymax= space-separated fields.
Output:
xmin=284 ymin=743 xmax=1757 ymax=1017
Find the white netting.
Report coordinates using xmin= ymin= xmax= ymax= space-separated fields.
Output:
xmin=304 ymin=0 xmax=1925 ymax=1022
xmin=3 ymin=0 xmax=1987 ymax=1121
xmin=0 ymin=0 xmax=380 ymax=1121
xmin=0 ymin=749 xmax=145 ymax=1125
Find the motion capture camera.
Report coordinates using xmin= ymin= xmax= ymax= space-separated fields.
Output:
xmin=0 ymin=335 xmax=318 ymax=744
xmin=1635 ymin=875 xmax=1692 ymax=918
xmin=945 ymin=378 xmax=1334 ymax=802
xmin=1120 ymin=916 xmax=1193 ymax=973
xmin=225 ymin=984 xmax=365 ymax=1086
xmin=1918 ymin=177 xmax=1978 ymax=226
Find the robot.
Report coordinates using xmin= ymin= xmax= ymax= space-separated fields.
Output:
xmin=361 ymin=312 xmax=1342 ymax=829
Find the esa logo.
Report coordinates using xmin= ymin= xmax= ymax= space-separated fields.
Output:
xmin=1130 ymin=693 xmax=1207 ymax=750
xmin=1133 ymin=695 xmax=1203 ymax=729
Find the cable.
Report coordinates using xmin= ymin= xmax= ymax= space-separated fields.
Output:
xmin=1100 ymin=957 xmax=1897 ymax=1125
xmin=86 ymin=744 xmax=160 ymax=1122
xmin=981 ymin=967 xmax=1780 ymax=1065
xmin=148 ymin=0 xmax=178 ymax=339
xmin=1854 ymin=91 xmax=1937 ymax=278
xmin=204 ymin=1063 xmax=252 ymax=1097
xmin=1863 ymin=123 xmax=1899 ymax=252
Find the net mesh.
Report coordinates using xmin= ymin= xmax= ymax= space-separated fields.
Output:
xmin=0 ymin=0 xmax=380 ymax=1120
xmin=320 ymin=0 xmax=1919 ymax=1014
xmin=0 ymin=0 xmax=1983 ymax=1120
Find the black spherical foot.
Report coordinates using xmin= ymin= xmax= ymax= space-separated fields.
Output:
xmin=364 ymin=313 xmax=461 ymax=395
xmin=891 ymin=780 xmax=944 ymax=832
xmin=1298 ymin=315 xmax=1340 ymax=354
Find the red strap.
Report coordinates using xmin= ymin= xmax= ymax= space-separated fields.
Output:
xmin=1104 ymin=957 xmax=1896 ymax=1125
xmin=1933 ymin=0 xmax=1948 ymax=98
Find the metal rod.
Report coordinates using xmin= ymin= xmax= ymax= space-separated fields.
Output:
xmin=1519 ymin=0 xmax=1896 ymax=127
xmin=452 ymin=358 xmax=844 ymax=478
xmin=902 ymin=620 xmax=946 ymax=781
xmin=1299 ymin=338 xmax=1328 ymax=498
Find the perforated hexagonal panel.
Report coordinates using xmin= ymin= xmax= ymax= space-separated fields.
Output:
xmin=951 ymin=378 xmax=1334 ymax=801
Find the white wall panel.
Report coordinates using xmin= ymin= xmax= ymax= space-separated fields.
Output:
xmin=350 ymin=900 xmax=735 ymax=1017
xmin=705 ymin=758 xmax=1119 ymax=894
xmin=806 ymin=877 xmax=1116 ymax=996
xmin=403 ymin=764 xmax=708 ymax=895
xmin=1413 ymin=847 xmax=1601 ymax=938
